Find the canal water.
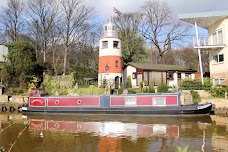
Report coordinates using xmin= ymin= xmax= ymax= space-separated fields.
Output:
xmin=0 ymin=113 xmax=228 ymax=152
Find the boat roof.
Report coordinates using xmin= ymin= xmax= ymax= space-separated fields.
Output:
xmin=178 ymin=10 xmax=228 ymax=29
xmin=127 ymin=62 xmax=196 ymax=72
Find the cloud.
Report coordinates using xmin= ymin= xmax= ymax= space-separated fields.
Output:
xmin=85 ymin=0 xmax=144 ymax=20
xmin=85 ymin=0 xmax=228 ymax=21
xmin=1 ymin=0 xmax=228 ymax=21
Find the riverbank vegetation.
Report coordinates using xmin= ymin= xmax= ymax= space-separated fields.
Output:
xmin=180 ymin=78 xmax=228 ymax=99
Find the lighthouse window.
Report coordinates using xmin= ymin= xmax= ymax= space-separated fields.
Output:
xmin=113 ymin=41 xmax=119 ymax=48
xmin=115 ymin=60 xmax=119 ymax=67
xmin=105 ymin=26 xmax=107 ymax=30
xmin=102 ymin=41 xmax=108 ymax=49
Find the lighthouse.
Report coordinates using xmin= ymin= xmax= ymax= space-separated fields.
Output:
xmin=98 ymin=18 xmax=122 ymax=88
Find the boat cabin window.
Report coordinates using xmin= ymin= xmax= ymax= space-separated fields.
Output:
xmin=124 ymin=96 xmax=137 ymax=106
xmin=152 ymin=97 xmax=166 ymax=106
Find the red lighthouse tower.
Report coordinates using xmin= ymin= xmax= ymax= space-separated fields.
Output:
xmin=98 ymin=18 xmax=122 ymax=88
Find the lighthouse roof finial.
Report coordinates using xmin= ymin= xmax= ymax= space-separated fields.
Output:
xmin=108 ymin=17 xmax=112 ymax=23
xmin=103 ymin=17 xmax=118 ymax=38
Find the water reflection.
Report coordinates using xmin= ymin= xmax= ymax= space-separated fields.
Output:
xmin=0 ymin=113 xmax=228 ymax=152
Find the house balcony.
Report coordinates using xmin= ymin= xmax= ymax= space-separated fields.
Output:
xmin=193 ymin=37 xmax=225 ymax=50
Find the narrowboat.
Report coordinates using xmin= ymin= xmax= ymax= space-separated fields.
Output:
xmin=21 ymin=89 xmax=212 ymax=116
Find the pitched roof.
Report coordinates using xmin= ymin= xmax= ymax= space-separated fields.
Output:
xmin=127 ymin=62 xmax=196 ymax=72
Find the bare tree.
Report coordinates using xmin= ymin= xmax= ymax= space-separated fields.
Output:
xmin=0 ymin=0 xmax=25 ymax=42
xmin=140 ymin=0 xmax=190 ymax=63
xmin=27 ymin=0 xmax=59 ymax=64
xmin=179 ymin=46 xmax=209 ymax=72
xmin=49 ymin=22 xmax=64 ymax=75
xmin=114 ymin=12 xmax=143 ymax=33
xmin=59 ymin=0 xmax=94 ymax=76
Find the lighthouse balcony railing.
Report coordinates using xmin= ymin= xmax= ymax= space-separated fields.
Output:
xmin=103 ymin=31 xmax=118 ymax=38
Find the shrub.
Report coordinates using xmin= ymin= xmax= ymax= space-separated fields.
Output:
xmin=157 ymin=83 xmax=169 ymax=93
xmin=128 ymin=88 xmax=136 ymax=94
xmin=139 ymin=81 xmax=144 ymax=92
xmin=190 ymin=90 xmax=201 ymax=104
xmin=125 ymin=75 xmax=132 ymax=88
xmin=148 ymin=83 xmax=155 ymax=93
xmin=27 ymin=76 xmax=41 ymax=94
xmin=101 ymin=79 xmax=108 ymax=88
xmin=179 ymin=78 xmax=212 ymax=90
xmin=209 ymin=86 xmax=228 ymax=98
xmin=142 ymin=87 xmax=148 ymax=93
xmin=204 ymin=78 xmax=213 ymax=91
xmin=76 ymin=85 xmax=106 ymax=95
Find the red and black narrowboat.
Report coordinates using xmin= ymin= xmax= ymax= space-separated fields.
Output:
xmin=21 ymin=89 xmax=212 ymax=116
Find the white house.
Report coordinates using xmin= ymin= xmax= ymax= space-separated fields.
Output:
xmin=0 ymin=45 xmax=8 ymax=62
xmin=123 ymin=62 xmax=196 ymax=88
xmin=179 ymin=11 xmax=228 ymax=86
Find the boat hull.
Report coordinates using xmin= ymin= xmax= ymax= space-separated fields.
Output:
xmin=22 ymin=103 xmax=212 ymax=116
xmin=22 ymin=93 xmax=212 ymax=116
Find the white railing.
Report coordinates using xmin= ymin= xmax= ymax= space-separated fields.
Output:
xmin=193 ymin=36 xmax=224 ymax=47
xmin=193 ymin=37 xmax=209 ymax=46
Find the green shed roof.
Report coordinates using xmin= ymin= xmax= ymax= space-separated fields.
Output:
xmin=127 ymin=62 xmax=196 ymax=72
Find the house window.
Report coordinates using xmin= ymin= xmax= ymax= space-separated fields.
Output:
xmin=113 ymin=41 xmax=119 ymax=48
xmin=115 ymin=60 xmax=118 ymax=67
xmin=185 ymin=73 xmax=191 ymax=79
xmin=213 ymin=30 xmax=223 ymax=45
xmin=132 ymin=72 xmax=136 ymax=79
xmin=102 ymin=41 xmax=108 ymax=49
xmin=167 ymin=71 xmax=174 ymax=80
xmin=214 ymin=78 xmax=225 ymax=85
xmin=178 ymin=73 xmax=181 ymax=80
xmin=213 ymin=54 xmax=224 ymax=63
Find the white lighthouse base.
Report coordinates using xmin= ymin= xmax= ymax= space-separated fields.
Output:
xmin=98 ymin=73 xmax=123 ymax=89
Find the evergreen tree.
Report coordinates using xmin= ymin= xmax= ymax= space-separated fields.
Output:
xmin=1 ymin=41 xmax=41 ymax=91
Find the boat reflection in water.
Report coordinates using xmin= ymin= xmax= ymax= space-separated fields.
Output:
xmin=30 ymin=119 xmax=179 ymax=139
xmin=26 ymin=114 xmax=213 ymax=152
